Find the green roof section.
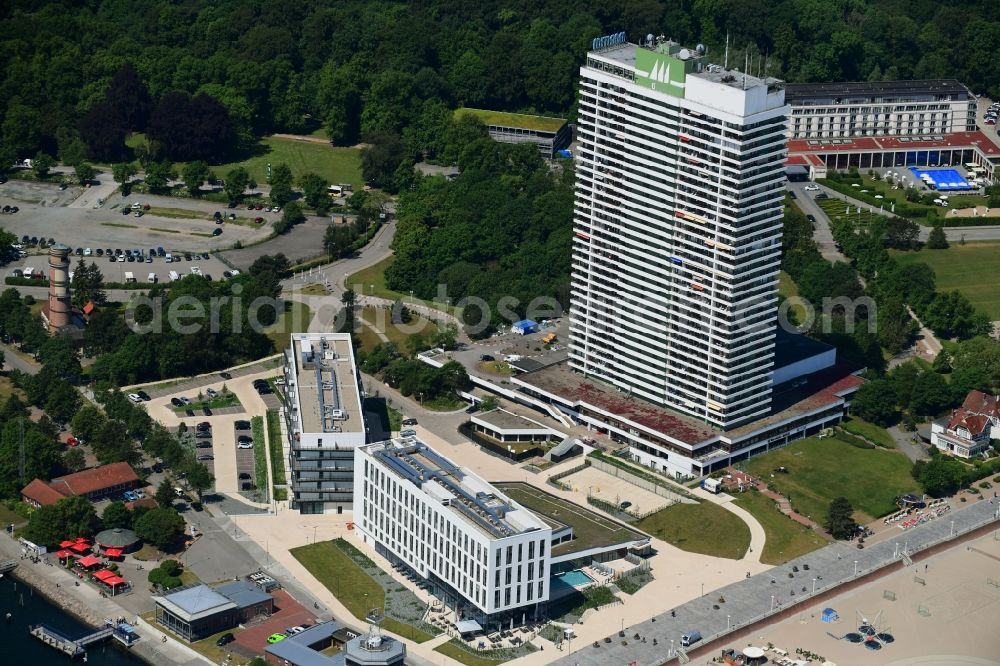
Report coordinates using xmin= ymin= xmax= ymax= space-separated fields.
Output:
xmin=455 ymin=107 xmax=567 ymax=133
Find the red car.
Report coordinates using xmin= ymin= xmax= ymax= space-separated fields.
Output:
xmin=67 ymin=436 xmax=80 ymax=447
xmin=255 ymin=204 xmax=264 ymax=210
xmin=254 ymin=216 xmax=264 ymax=223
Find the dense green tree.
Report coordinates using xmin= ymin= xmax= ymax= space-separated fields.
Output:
xmin=155 ymin=479 xmax=175 ymax=509
xmin=23 ymin=496 xmax=100 ymax=548
xmin=63 ymin=447 xmax=86 ymax=473
xmin=825 ymin=497 xmax=857 ymax=540
xmin=323 ymin=224 xmax=355 ymax=259
xmin=273 ymin=200 xmax=304 ymax=234
xmin=112 ymin=163 xmax=138 ymax=195
xmin=914 ymin=455 xmax=966 ymax=497
xmin=39 ymin=334 xmax=81 ymax=384
xmin=910 ymin=371 xmax=952 ymax=416
xmin=134 ymin=507 xmax=185 ymax=550
xmin=926 ymin=225 xmax=949 ymax=249
xmin=147 ymin=91 xmax=234 ymax=162
xmin=268 ymin=163 xmax=294 ymax=205
xmin=850 ymin=379 xmax=899 ymax=426
xmin=144 ymin=161 xmax=175 ymax=193
xmin=224 ymin=166 xmax=251 ymax=202
xmin=184 ymin=463 xmax=213 ymax=498
xmin=181 ymin=161 xmax=213 ymax=196
xmin=74 ymin=162 xmax=96 ymax=184
xmin=361 ymin=134 xmax=406 ymax=191
xmin=32 ymin=152 xmax=54 ymax=179
xmin=71 ymin=260 xmax=106 ymax=308
xmin=101 ymin=501 xmax=133 ymax=530
xmin=299 ymin=172 xmax=329 ymax=211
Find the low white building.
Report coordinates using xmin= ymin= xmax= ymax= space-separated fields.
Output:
xmin=354 ymin=438 xmax=552 ymax=626
xmin=931 ymin=390 xmax=1000 ymax=458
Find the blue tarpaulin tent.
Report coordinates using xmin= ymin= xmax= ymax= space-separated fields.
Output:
xmin=511 ymin=320 xmax=539 ymax=335
xmin=822 ymin=608 xmax=839 ymax=623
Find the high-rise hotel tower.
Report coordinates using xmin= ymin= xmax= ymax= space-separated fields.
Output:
xmin=570 ymin=35 xmax=789 ymax=430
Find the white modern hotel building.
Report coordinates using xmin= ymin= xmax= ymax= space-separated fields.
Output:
xmin=354 ymin=438 xmax=552 ymax=625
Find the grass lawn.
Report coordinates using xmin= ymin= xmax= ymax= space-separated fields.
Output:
xmin=266 ymin=410 xmax=287 ymax=501
xmin=744 ymin=436 xmax=920 ymax=522
xmin=347 ymin=256 xmax=456 ymax=316
xmin=819 ymin=174 xmax=990 ymax=218
xmin=0 ymin=503 xmax=26 ymax=527
xmin=840 ymin=417 xmax=895 ymax=448
xmin=0 ymin=376 xmax=26 ymax=402
xmin=359 ymin=306 xmax=438 ymax=351
xmin=171 ymin=391 xmax=242 ymax=413
xmin=127 ymin=133 xmax=362 ymax=190
xmin=732 ymin=490 xmax=825 ymax=564
xmin=636 ymin=501 xmax=750 ymax=559
xmin=892 ymin=242 xmax=1000 ymax=319
xmin=816 ymin=197 xmax=890 ymax=229
xmin=208 ymin=137 xmax=362 ymax=189
xmin=454 ymin=107 xmax=566 ymax=132
xmin=264 ymin=300 xmax=313 ymax=352
xmin=387 ymin=405 xmax=403 ymax=432
xmin=292 ymin=541 xmax=383 ymax=620
xmin=777 ymin=270 xmax=808 ymax=323
xmin=299 ymin=283 xmax=328 ymax=295
xmin=435 ymin=640 xmax=506 ymax=666
xmin=494 ymin=482 xmax=648 ymax=556
xmin=251 ymin=416 xmax=269 ymax=501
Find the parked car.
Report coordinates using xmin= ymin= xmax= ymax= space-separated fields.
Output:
xmin=196 ymin=442 xmax=213 ymax=449
xmin=220 ymin=372 xmax=232 ymax=380
xmin=241 ymin=481 xmax=255 ymax=491
xmin=196 ymin=454 xmax=214 ymax=461
xmin=212 ymin=228 xmax=222 ymax=236
xmin=238 ymin=472 xmax=252 ymax=480
xmin=401 ymin=429 xmax=417 ymax=437
xmin=185 ymin=409 xmax=195 ymax=417
xmin=267 ymin=634 xmax=286 ymax=644
xmin=401 ymin=418 xmax=418 ymax=426
xmin=216 ymin=633 xmax=235 ymax=647
xmin=127 ymin=393 xmax=143 ymax=404
xmin=180 ymin=396 xmax=192 ymax=405
xmin=804 ymin=184 xmax=819 ymax=191
xmin=197 ymin=421 xmax=211 ymax=430
xmin=237 ymin=435 xmax=253 ymax=444
xmin=171 ymin=397 xmax=183 ymax=407
xmin=195 ymin=432 xmax=212 ymax=440
xmin=136 ymin=390 xmax=151 ymax=401
xmin=206 ymin=388 xmax=218 ymax=398
xmin=234 ymin=420 xmax=251 ymax=430
xmin=203 ymin=407 xmax=213 ymax=416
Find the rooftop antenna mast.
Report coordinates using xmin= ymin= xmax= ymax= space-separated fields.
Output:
xmin=724 ymin=32 xmax=729 ymax=69
xmin=743 ymin=49 xmax=748 ymax=89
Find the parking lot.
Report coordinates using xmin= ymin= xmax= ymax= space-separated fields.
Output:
xmin=140 ymin=366 xmax=281 ymax=502
xmin=7 ymin=249 xmax=237 ymax=285
xmin=0 ymin=178 xmax=272 ymax=255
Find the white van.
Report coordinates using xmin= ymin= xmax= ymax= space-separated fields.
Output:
xmin=681 ymin=630 xmax=702 ymax=647
xmin=168 ymin=270 xmax=180 ymax=282
xmin=164 ymin=253 xmax=173 ymax=263
xmin=147 ymin=272 xmax=157 ymax=283
xmin=124 ymin=271 xmax=136 ymax=283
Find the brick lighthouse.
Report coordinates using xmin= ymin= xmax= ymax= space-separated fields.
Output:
xmin=43 ymin=243 xmax=73 ymax=334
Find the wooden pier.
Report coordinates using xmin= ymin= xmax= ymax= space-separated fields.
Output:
xmin=29 ymin=623 xmax=114 ymax=658
xmin=0 ymin=560 xmax=18 ymax=574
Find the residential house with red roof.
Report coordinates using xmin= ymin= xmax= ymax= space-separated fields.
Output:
xmin=21 ymin=462 xmax=139 ymax=508
xmin=930 ymin=390 xmax=1000 ymax=458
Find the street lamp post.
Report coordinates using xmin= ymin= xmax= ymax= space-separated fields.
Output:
xmin=726 ymin=615 xmax=731 ymax=630
xmin=812 ymin=577 xmax=817 ymax=594
xmin=854 ymin=560 xmax=859 ymax=576
xmin=770 ymin=595 xmax=775 ymax=612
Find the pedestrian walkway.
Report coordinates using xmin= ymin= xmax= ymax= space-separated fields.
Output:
xmin=548 ymin=497 xmax=1000 ymax=666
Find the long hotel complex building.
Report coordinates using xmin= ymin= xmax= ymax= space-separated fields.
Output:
xmin=283 ymin=333 xmax=367 ymax=514
xmin=354 ymin=439 xmax=552 ymax=624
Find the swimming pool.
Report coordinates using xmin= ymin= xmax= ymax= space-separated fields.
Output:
xmin=908 ymin=167 xmax=974 ymax=191
xmin=555 ymin=570 xmax=596 ymax=587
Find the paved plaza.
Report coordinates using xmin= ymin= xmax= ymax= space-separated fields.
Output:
xmin=561 ymin=465 xmax=674 ymax=516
